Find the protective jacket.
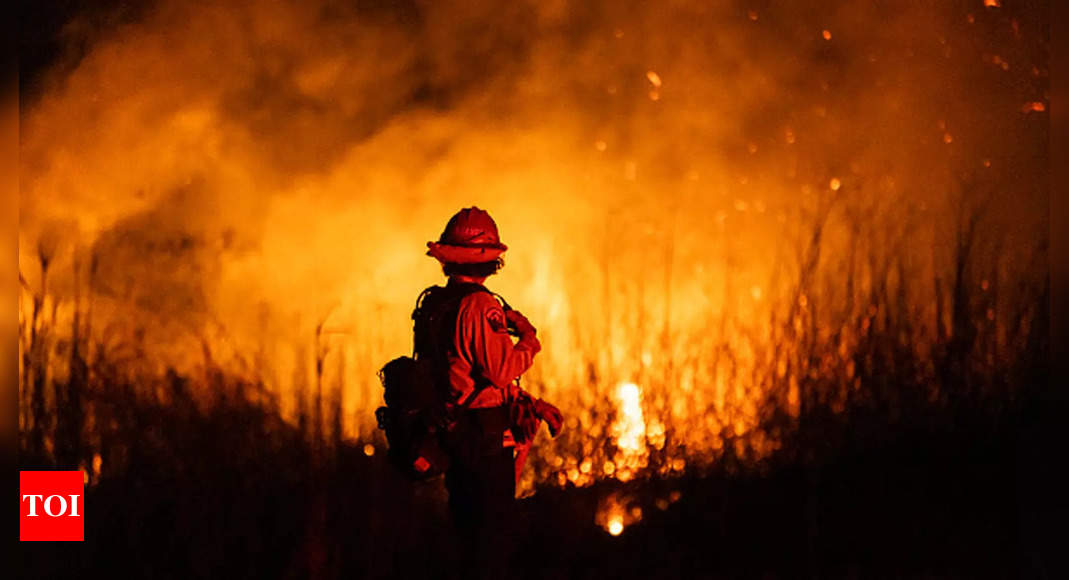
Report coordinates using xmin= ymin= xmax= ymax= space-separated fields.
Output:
xmin=414 ymin=280 xmax=540 ymax=410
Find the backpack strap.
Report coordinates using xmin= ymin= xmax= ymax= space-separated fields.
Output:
xmin=489 ymin=291 xmax=512 ymax=312
xmin=411 ymin=287 xmax=438 ymax=358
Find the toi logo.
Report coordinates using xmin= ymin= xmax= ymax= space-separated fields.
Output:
xmin=20 ymin=471 xmax=84 ymax=541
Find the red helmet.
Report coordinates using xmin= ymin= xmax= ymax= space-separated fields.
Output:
xmin=426 ymin=207 xmax=508 ymax=264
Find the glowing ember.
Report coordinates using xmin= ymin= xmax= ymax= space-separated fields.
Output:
xmin=646 ymin=71 xmax=663 ymax=88
xmin=829 ymin=177 xmax=842 ymax=191
xmin=984 ymin=0 xmax=1000 ymax=7
xmin=363 ymin=444 xmax=375 ymax=456
xmin=597 ymin=491 xmax=641 ymax=536
xmin=822 ymin=30 xmax=832 ymax=40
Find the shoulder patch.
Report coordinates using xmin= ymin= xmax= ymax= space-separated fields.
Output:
xmin=486 ymin=306 xmax=509 ymax=334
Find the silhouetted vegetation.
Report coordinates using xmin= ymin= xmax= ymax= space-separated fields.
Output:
xmin=18 ymin=200 xmax=1048 ymax=578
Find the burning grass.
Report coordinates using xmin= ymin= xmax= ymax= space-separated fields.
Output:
xmin=19 ymin=189 xmax=1047 ymax=497
xmin=17 ymin=192 xmax=1047 ymax=576
xmin=17 ymin=0 xmax=1048 ymax=575
xmin=21 ymin=205 xmax=1046 ymax=465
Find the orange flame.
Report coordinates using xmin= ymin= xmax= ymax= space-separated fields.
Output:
xmin=17 ymin=0 xmax=1048 ymax=495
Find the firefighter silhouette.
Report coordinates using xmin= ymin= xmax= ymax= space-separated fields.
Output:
xmin=417 ymin=207 xmax=563 ymax=577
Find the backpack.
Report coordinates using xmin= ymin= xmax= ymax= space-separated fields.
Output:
xmin=375 ymin=283 xmax=501 ymax=480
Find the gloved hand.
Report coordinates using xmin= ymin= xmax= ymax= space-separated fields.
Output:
xmin=511 ymin=392 xmax=542 ymax=444
xmin=533 ymin=398 xmax=564 ymax=437
xmin=505 ymin=309 xmax=536 ymax=336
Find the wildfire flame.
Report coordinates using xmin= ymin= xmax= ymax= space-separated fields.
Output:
xmin=610 ymin=382 xmax=648 ymax=482
xmin=17 ymin=0 xmax=1048 ymax=496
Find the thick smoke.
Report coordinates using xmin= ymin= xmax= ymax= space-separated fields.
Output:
xmin=19 ymin=0 xmax=1048 ymax=447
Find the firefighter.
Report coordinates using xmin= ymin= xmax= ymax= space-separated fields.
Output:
xmin=419 ymin=206 xmax=563 ymax=578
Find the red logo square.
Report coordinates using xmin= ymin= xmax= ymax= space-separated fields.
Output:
xmin=20 ymin=471 xmax=84 ymax=541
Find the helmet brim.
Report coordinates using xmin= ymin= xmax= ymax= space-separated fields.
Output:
xmin=426 ymin=241 xmax=506 ymax=264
